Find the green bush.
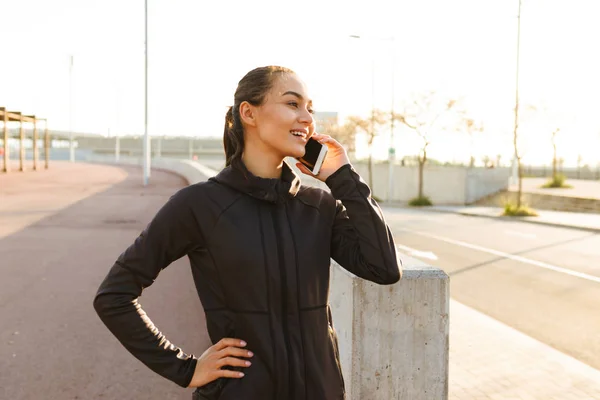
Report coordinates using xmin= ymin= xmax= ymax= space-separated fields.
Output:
xmin=541 ymin=174 xmax=572 ymax=188
xmin=408 ymin=196 xmax=433 ymax=207
xmin=502 ymin=203 xmax=538 ymax=217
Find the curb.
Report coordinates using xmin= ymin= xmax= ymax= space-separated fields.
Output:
xmin=424 ymin=207 xmax=600 ymax=234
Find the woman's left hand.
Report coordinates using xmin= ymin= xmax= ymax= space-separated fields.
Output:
xmin=296 ymin=133 xmax=351 ymax=182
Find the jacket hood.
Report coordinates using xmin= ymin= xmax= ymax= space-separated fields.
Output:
xmin=209 ymin=160 xmax=301 ymax=203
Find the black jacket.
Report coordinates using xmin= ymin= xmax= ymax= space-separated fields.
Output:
xmin=93 ymin=161 xmax=401 ymax=400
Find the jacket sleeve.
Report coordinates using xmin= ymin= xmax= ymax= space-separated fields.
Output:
xmin=326 ymin=164 xmax=401 ymax=285
xmin=93 ymin=187 xmax=201 ymax=388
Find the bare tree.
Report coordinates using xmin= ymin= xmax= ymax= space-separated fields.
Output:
xmin=512 ymin=103 xmax=538 ymax=208
xmin=394 ymin=91 xmax=460 ymax=202
xmin=551 ymin=127 xmax=560 ymax=180
xmin=347 ymin=110 xmax=388 ymax=188
xmin=482 ymin=155 xmax=491 ymax=168
xmin=460 ymin=117 xmax=484 ymax=168
xmin=321 ymin=120 xmax=357 ymax=156
xmin=527 ymin=104 xmax=569 ymax=188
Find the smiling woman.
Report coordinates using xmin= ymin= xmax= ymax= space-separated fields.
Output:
xmin=222 ymin=66 xmax=312 ymax=172
xmin=93 ymin=65 xmax=401 ymax=400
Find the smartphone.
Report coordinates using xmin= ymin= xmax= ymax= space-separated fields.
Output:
xmin=297 ymin=138 xmax=328 ymax=175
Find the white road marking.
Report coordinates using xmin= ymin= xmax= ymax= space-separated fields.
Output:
xmin=399 ymin=228 xmax=600 ymax=284
xmin=395 ymin=244 xmax=438 ymax=260
xmin=504 ymin=230 xmax=537 ymax=239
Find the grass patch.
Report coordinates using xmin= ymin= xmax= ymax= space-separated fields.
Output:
xmin=408 ymin=196 xmax=433 ymax=207
xmin=540 ymin=174 xmax=573 ymax=189
xmin=502 ymin=203 xmax=538 ymax=217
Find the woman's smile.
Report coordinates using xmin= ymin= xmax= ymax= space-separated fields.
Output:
xmin=290 ymin=129 xmax=308 ymax=142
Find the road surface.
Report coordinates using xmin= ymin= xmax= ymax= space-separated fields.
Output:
xmin=383 ymin=206 xmax=600 ymax=371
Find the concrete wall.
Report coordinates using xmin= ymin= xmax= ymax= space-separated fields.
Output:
xmin=88 ymin=152 xmax=508 ymax=205
xmin=83 ymin=154 xmax=218 ymax=185
xmin=351 ymin=161 xmax=510 ymax=205
xmin=88 ymin=156 xmax=451 ymax=399
xmin=465 ymin=167 xmax=513 ymax=204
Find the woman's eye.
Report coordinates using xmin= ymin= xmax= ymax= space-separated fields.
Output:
xmin=288 ymin=102 xmax=298 ymax=108
xmin=308 ymin=108 xmax=314 ymax=114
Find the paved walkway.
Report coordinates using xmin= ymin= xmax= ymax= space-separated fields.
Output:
xmin=3 ymin=162 xmax=600 ymax=399
xmin=511 ymin=177 xmax=600 ymax=200
xmin=450 ymin=300 xmax=600 ymax=400
xmin=429 ymin=205 xmax=600 ymax=232
xmin=428 ymin=176 xmax=600 ymax=233
xmin=0 ymin=162 xmax=208 ymax=400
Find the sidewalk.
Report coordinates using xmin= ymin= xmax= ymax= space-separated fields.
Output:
xmin=511 ymin=178 xmax=600 ymax=200
xmin=0 ymin=162 xmax=206 ymax=399
xmin=429 ymin=205 xmax=600 ymax=233
xmin=450 ymin=300 xmax=600 ymax=399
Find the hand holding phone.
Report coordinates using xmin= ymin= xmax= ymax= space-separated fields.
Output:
xmin=297 ymin=137 xmax=328 ymax=176
xmin=296 ymin=133 xmax=351 ymax=181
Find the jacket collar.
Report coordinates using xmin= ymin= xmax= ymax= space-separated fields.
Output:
xmin=210 ymin=160 xmax=301 ymax=203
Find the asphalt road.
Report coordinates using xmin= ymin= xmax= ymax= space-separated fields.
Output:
xmin=382 ymin=206 xmax=600 ymax=371
xmin=0 ymin=164 xmax=207 ymax=400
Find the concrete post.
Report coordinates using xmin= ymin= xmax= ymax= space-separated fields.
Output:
xmin=2 ymin=109 xmax=8 ymax=173
xmin=19 ymin=115 xmax=25 ymax=171
xmin=330 ymin=257 xmax=449 ymax=400
xmin=115 ymin=136 xmax=120 ymax=162
xmin=43 ymin=121 xmax=49 ymax=169
xmin=33 ymin=119 xmax=39 ymax=170
xmin=387 ymin=159 xmax=394 ymax=202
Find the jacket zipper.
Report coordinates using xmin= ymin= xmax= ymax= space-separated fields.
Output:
xmin=271 ymin=205 xmax=294 ymax=399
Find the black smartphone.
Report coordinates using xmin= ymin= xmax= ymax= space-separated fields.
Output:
xmin=297 ymin=138 xmax=328 ymax=175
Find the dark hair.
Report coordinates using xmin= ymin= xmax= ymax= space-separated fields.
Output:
xmin=224 ymin=66 xmax=295 ymax=168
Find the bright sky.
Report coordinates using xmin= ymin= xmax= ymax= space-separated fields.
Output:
xmin=2 ymin=0 xmax=599 ymax=166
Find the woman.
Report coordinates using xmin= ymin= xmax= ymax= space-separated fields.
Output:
xmin=94 ymin=66 xmax=401 ymax=400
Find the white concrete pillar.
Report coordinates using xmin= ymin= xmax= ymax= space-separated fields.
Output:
xmin=329 ymin=257 xmax=449 ymax=400
xmin=115 ymin=136 xmax=120 ymax=162
xmin=156 ymin=137 xmax=162 ymax=158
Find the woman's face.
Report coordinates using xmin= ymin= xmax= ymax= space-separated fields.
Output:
xmin=250 ymin=73 xmax=315 ymax=159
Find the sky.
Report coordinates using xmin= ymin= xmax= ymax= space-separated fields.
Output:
xmin=1 ymin=0 xmax=599 ymax=167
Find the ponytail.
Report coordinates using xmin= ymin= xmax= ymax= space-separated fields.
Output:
xmin=223 ymin=66 xmax=296 ymax=169
xmin=223 ymin=106 xmax=244 ymax=168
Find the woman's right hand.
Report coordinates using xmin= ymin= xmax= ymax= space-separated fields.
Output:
xmin=187 ymin=338 xmax=254 ymax=388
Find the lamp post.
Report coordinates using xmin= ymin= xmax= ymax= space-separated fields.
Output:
xmin=349 ymin=35 xmax=396 ymax=200
xmin=388 ymin=37 xmax=396 ymax=201
xmin=511 ymin=0 xmax=522 ymax=186
xmin=69 ymin=55 xmax=75 ymax=162
xmin=143 ymin=0 xmax=151 ymax=186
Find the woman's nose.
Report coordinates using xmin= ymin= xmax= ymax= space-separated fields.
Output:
xmin=298 ymin=108 xmax=314 ymax=125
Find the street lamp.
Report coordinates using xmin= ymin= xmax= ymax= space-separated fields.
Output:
xmin=69 ymin=55 xmax=75 ymax=162
xmin=511 ymin=0 xmax=522 ymax=186
xmin=143 ymin=0 xmax=151 ymax=186
xmin=349 ymin=35 xmax=396 ymax=200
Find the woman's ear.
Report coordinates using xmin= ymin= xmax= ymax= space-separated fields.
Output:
xmin=239 ymin=101 xmax=257 ymax=127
